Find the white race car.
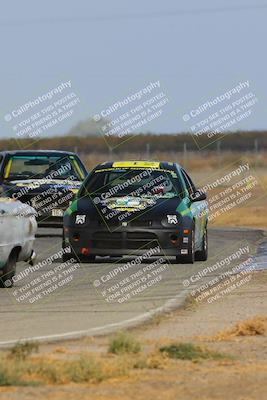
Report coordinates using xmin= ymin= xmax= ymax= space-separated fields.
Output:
xmin=0 ymin=198 xmax=37 ymax=288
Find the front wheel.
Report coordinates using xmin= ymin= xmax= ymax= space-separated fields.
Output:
xmin=0 ymin=251 xmax=17 ymax=288
xmin=78 ymin=255 xmax=96 ymax=263
xmin=62 ymin=252 xmax=77 ymax=263
xmin=195 ymin=227 xmax=208 ymax=261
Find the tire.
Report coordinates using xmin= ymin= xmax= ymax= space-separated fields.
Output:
xmin=195 ymin=226 xmax=208 ymax=261
xmin=62 ymin=231 xmax=77 ymax=263
xmin=0 ymin=251 xmax=18 ymax=288
xmin=62 ymin=253 xmax=77 ymax=263
xmin=110 ymin=255 xmax=123 ymax=259
xmin=78 ymin=255 xmax=96 ymax=263
xmin=176 ymin=226 xmax=195 ymax=264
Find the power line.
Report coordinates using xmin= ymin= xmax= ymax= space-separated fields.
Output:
xmin=0 ymin=4 xmax=267 ymax=27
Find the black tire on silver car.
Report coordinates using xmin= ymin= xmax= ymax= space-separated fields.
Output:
xmin=0 ymin=250 xmax=18 ymax=288
xmin=195 ymin=226 xmax=208 ymax=261
xmin=176 ymin=226 xmax=195 ymax=264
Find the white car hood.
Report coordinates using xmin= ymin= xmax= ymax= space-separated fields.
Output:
xmin=0 ymin=198 xmax=36 ymax=217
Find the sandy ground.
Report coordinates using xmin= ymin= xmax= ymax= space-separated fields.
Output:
xmin=0 ymin=268 xmax=267 ymax=400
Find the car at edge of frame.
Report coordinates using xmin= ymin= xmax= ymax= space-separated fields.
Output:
xmin=0 ymin=197 xmax=37 ymax=288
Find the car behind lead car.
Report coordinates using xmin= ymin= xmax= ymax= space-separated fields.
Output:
xmin=63 ymin=161 xmax=208 ymax=264
xmin=0 ymin=198 xmax=37 ymax=288
xmin=0 ymin=150 xmax=87 ymax=227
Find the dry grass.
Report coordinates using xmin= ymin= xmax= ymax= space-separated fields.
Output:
xmin=213 ymin=316 xmax=267 ymax=341
xmin=0 ymin=345 xmax=167 ymax=387
xmin=0 ymin=354 xmax=108 ymax=386
xmin=0 ymin=334 xmax=231 ymax=387
xmin=53 ymin=347 xmax=68 ymax=354
xmin=81 ymin=151 xmax=267 ymax=172
xmin=183 ymin=294 xmax=198 ymax=311
xmin=0 ymin=352 xmax=169 ymax=387
xmin=8 ymin=342 xmax=39 ymax=361
xmin=108 ymin=331 xmax=141 ymax=355
xmin=210 ymin=205 xmax=267 ymax=227
xmin=159 ymin=342 xmax=228 ymax=361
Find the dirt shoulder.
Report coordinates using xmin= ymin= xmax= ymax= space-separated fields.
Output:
xmin=1 ymin=267 xmax=267 ymax=400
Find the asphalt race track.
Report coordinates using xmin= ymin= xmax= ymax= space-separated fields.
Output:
xmin=0 ymin=227 xmax=264 ymax=346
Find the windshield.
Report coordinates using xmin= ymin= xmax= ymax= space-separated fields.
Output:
xmin=84 ymin=168 xmax=183 ymax=199
xmin=4 ymin=155 xmax=86 ymax=182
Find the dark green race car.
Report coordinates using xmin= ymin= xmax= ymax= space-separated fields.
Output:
xmin=63 ymin=161 xmax=208 ymax=263
xmin=0 ymin=150 xmax=87 ymax=227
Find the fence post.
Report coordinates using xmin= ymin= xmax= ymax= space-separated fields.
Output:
xmin=183 ymin=142 xmax=187 ymax=165
xmin=146 ymin=143 xmax=150 ymax=160
xmin=217 ymin=140 xmax=221 ymax=168
xmin=254 ymin=138 xmax=259 ymax=168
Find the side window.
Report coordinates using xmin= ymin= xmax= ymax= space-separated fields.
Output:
xmin=181 ymin=169 xmax=195 ymax=196
xmin=183 ymin=170 xmax=197 ymax=192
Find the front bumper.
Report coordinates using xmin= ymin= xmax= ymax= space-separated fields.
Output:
xmin=64 ymin=226 xmax=191 ymax=257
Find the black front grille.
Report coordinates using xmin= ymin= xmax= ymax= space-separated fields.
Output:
xmin=92 ymin=231 xmax=122 ymax=249
xmin=126 ymin=231 xmax=157 ymax=249
xmin=130 ymin=220 xmax=152 ymax=227
xmin=91 ymin=231 xmax=158 ymax=250
xmin=126 ymin=232 xmax=156 ymax=240
xmin=93 ymin=232 xmax=123 ymax=240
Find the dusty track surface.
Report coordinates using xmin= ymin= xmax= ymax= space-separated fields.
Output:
xmin=0 ymin=253 xmax=267 ymax=399
xmin=0 ymin=227 xmax=264 ymax=344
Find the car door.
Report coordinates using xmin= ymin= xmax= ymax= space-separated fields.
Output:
xmin=180 ymin=169 xmax=206 ymax=249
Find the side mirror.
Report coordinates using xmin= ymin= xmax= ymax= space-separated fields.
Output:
xmin=190 ymin=190 xmax=207 ymax=202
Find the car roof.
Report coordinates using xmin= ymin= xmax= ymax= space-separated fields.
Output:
xmin=94 ymin=161 xmax=182 ymax=171
xmin=0 ymin=150 xmax=77 ymax=157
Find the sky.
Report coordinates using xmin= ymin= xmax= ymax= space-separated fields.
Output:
xmin=0 ymin=0 xmax=266 ymax=138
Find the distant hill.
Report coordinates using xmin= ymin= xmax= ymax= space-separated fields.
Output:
xmin=67 ymin=117 xmax=109 ymax=136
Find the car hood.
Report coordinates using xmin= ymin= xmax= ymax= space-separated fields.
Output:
xmin=0 ymin=197 xmax=36 ymax=217
xmin=3 ymin=179 xmax=81 ymax=193
xmin=75 ymin=195 xmax=185 ymax=220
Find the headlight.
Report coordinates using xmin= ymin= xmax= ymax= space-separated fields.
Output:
xmin=161 ymin=214 xmax=180 ymax=227
xmin=74 ymin=214 xmax=87 ymax=225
